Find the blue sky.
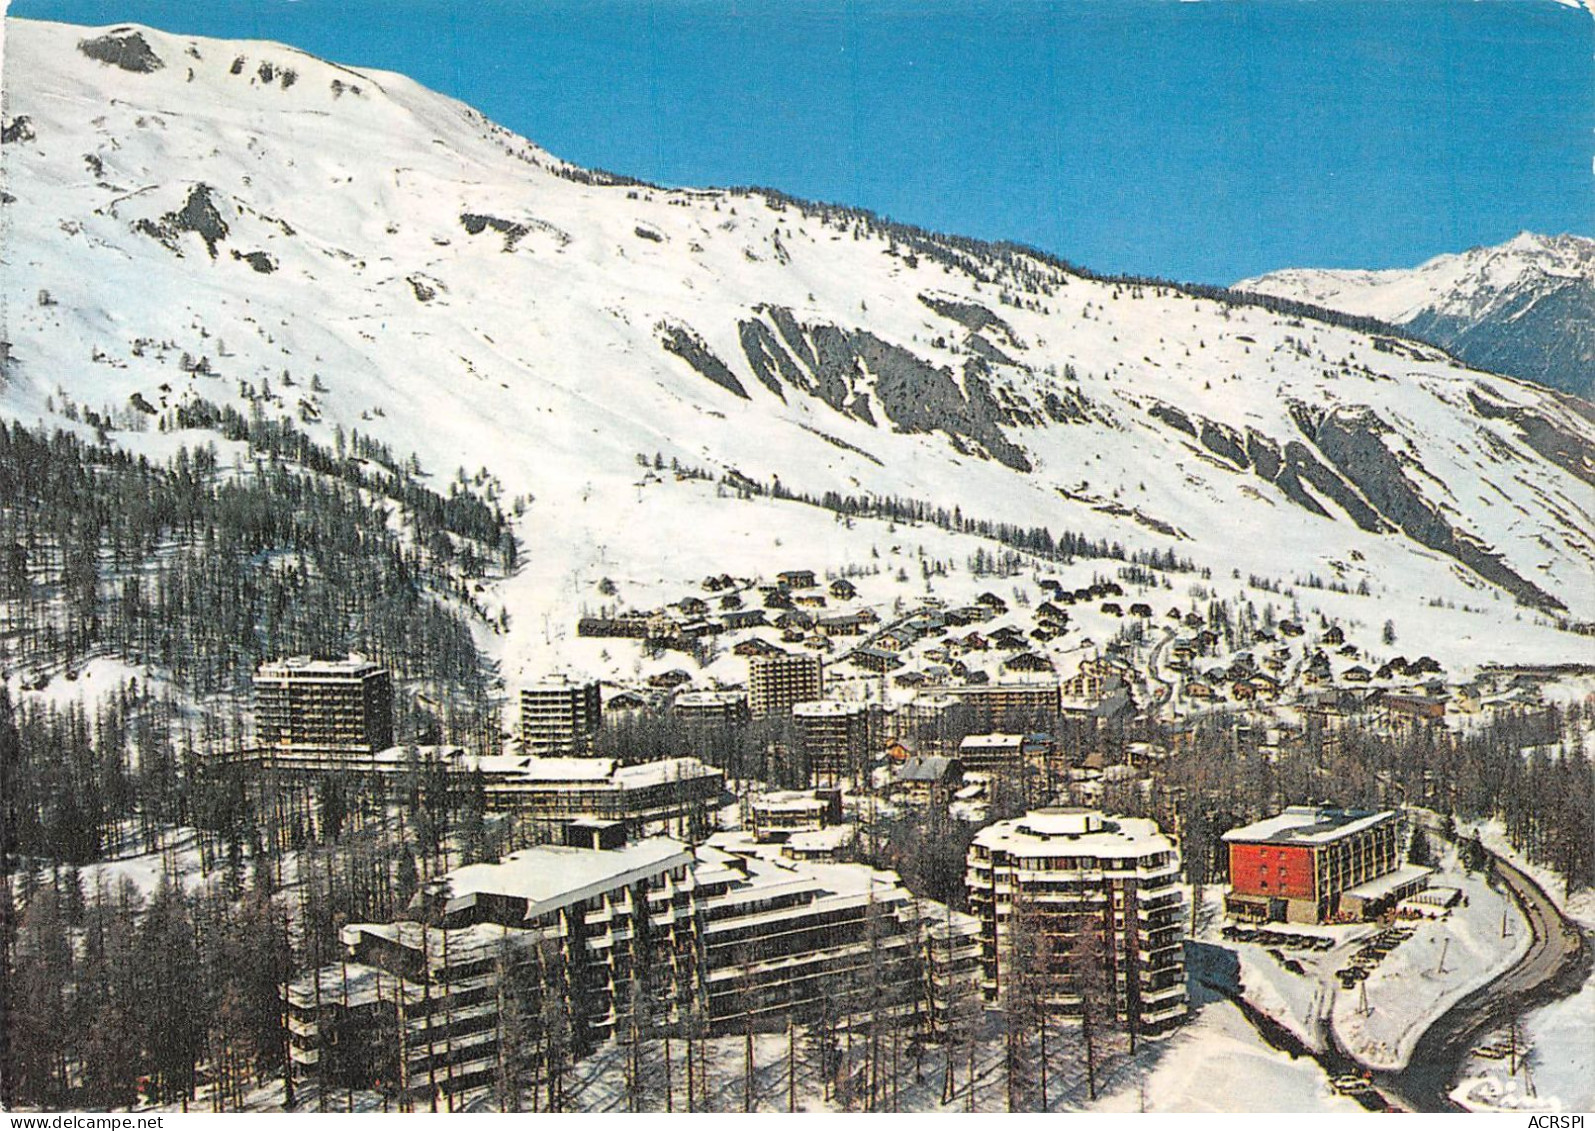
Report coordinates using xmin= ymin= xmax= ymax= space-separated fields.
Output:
xmin=9 ymin=0 xmax=1591 ymax=283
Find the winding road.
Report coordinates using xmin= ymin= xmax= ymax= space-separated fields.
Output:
xmin=1368 ymin=851 xmax=1592 ymax=1112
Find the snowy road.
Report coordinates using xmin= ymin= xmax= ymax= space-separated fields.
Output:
xmin=1374 ymin=851 xmax=1592 ymax=1112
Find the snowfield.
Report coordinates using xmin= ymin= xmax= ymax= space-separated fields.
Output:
xmin=0 ymin=16 xmax=1591 ymax=698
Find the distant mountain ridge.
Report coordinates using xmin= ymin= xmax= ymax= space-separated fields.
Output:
xmin=1238 ymin=233 xmax=1595 ymax=400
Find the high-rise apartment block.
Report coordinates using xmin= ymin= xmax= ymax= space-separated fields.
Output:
xmin=791 ymin=699 xmax=871 ymax=787
xmin=255 ymin=656 xmax=394 ymax=763
xmin=966 ymin=808 xmax=1188 ymax=1036
xmin=520 ymin=679 xmax=602 ymax=755
xmin=748 ymin=653 xmax=823 ymax=719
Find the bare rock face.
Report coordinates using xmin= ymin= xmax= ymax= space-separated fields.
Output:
xmin=78 ymin=30 xmax=165 ymax=73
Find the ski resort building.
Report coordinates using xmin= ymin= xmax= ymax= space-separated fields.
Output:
xmin=944 ymin=681 xmax=1061 ymax=731
xmin=966 ymin=808 xmax=1188 ymax=1036
xmin=672 ymin=689 xmax=750 ymax=724
xmin=285 ymin=830 xmax=702 ymax=1108
xmin=1222 ymin=805 xmax=1420 ymax=924
xmin=748 ymin=788 xmax=844 ymax=840
xmin=255 ymin=656 xmax=394 ymax=764
xmin=287 ymin=828 xmax=980 ymax=1105
xmin=792 ymin=699 xmax=871 ymax=786
xmin=748 ymin=653 xmax=824 ymax=719
xmin=694 ymin=838 xmax=980 ymax=1036
xmin=519 ymin=679 xmax=602 ymax=756
xmin=464 ymin=755 xmax=724 ymax=838
xmin=957 ymin=732 xmax=1025 ymax=776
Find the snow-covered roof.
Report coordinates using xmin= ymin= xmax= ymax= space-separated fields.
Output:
xmin=511 ymin=756 xmax=619 ymax=780
xmin=972 ymin=808 xmax=1176 ymax=860
xmin=959 ymin=732 xmax=1023 ymax=750
xmin=1342 ymin=863 xmax=1432 ymax=902
xmin=257 ymin=654 xmax=383 ymax=677
xmin=438 ymin=837 xmax=693 ymax=920
xmin=792 ymin=699 xmax=866 ymax=718
xmin=751 ymin=790 xmax=829 ymax=813
xmin=675 ymin=689 xmax=746 ymax=708
xmin=1222 ymin=805 xmax=1396 ymax=846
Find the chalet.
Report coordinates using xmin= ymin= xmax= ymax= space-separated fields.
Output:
xmin=775 ymin=610 xmax=815 ymax=632
xmin=1338 ymin=644 xmax=1360 ymax=658
xmin=816 ymin=613 xmax=868 ymax=637
xmin=829 ymin=578 xmax=858 ymax=600
xmin=1100 ymin=602 xmax=1123 ymax=616
xmin=722 ymin=609 xmax=767 ymax=630
xmin=802 ymin=636 xmax=834 ymax=652
xmin=961 ymin=632 xmax=990 ymax=651
xmin=1186 ymin=680 xmax=1216 ymax=700
xmin=1383 ymin=694 xmax=1446 ymax=724
xmin=1035 ymin=601 xmax=1067 ymax=622
xmin=893 ymin=755 xmax=963 ymax=807
xmin=904 ymin=611 xmax=946 ymax=634
xmin=578 ymin=614 xmax=652 ymax=639
xmin=733 ymin=637 xmax=784 ymax=658
xmin=950 ymin=604 xmax=993 ymax=624
xmin=679 ymin=596 xmax=709 ymax=617
xmin=1322 ymin=625 xmax=1345 ymax=646
xmin=720 ymin=593 xmax=744 ymax=611
xmin=703 ymin=574 xmax=734 ymax=592
xmin=1171 ymin=639 xmax=1196 ymax=663
xmin=964 ymin=670 xmax=991 ymax=685
xmin=793 ymin=593 xmax=828 ymax=609
xmin=1100 ymin=582 xmax=1125 ymax=597
xmin=1061 ymin=655 xmax=1130 ymax=699
xmin=856 ymin=608 xmax=881 ymax=625
xmin=606 ymin=690 xmax=650 ymax=713
xmin=1279 ymin=619 xmax=1305 ymax=637
xmin=976 ymin=592 xmax=1008 ymax=612
xmin=850 ymin=647 xmax=902 ymax=673
xmin=649 ymin=669 xmax=694 ymax=690
xmin=1342 ymin=665 xmax=1372 ymax=684
xmin=677 ymin=619 xmax=720 ymax=640
xmin=1167 ymin=607 xmax=1184 ymax=621
xmin=1231 ymin=680 xmax=1257 ymax=703
xmin=895 ymin=670 xmax=929 ymax=687
xmin=778 ymin=570 xmax=818 ymax=590
xmin=1073 ymin=588 xmax=1094 ymax=602
xmin=1031 ymin=628 xmax=1056 ymax=642
xmin=763 ymin=590 xmax=794 ymax=610
xmin=1004 ymin=652 xmax=1054 ymax=673
xmin=875 ymin=628 xmax=917 ymax=652
xmin=1039 ymin=578 xmax=1064 ymax=595
xmin=1129 ymin=603 xmax=1153 ymax=618
xmin=1195 ymin=629 xmax=1221 ymax=649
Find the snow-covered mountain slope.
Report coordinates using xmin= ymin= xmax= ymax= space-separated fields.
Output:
xmin=1238 ymin=233 xmax=1595 ymax=401
xmin=2 ymin=18 xmax=1592 ymax=684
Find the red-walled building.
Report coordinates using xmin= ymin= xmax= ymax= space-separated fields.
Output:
xmin=1223 ymin=806 xmax=1420 ymax=924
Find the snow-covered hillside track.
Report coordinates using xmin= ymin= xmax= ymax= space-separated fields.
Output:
xmin=3 ymin=19 xmax=1593 ymax=658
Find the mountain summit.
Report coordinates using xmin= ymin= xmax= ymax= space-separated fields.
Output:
xmin=1238 ymin=233 xmax=1595 ymax=400
xmin=2 ymin=19 xmax=1592 ymax=678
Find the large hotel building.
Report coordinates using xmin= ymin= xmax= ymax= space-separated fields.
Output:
xmin=1223 ymin=805 xmax=1423 ymax=924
